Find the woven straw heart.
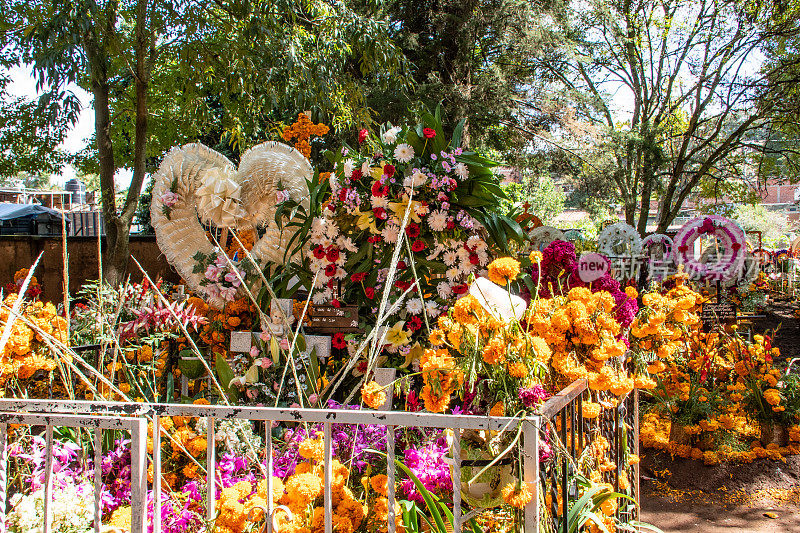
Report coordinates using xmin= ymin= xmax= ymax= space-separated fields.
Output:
xmin=151 ymin=142 xmax=311 ymax=308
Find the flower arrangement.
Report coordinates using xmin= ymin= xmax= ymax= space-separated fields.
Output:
xmin=5 ymin=268 xmax=42 ymax=300
xmin=282 ymin=112 xmax=330 ymax=159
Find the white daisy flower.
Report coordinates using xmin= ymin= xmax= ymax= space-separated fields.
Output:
xmin=334 ymin=266 xmax=347 ymax=280
xmin=313 ymin=288 xmax=332 ymax=304
xmin=310 ymin=217 xmax=327 ymax=238
xmin=427 ymin=209 xmax=448 ymax=232
xmin=426 ymin=300 xmax=441 ymax=317
xmin=343 ymin=158 xmax=355 ymax=178
xmin=371 ymin=195 xmax=389 ymax=208
xmin=467 ymin=235 xmax=487 ymax=252
xmin=458 ymin=260 xmax=475 ymax=276
xmin=382 ymin=224 xmax=400 ymax=243
xmin=361 ymin=161 xmax=371 ymax=176
xmin=394 ymin=143 xmax=415 ymax=163
xmin=446 ymin=267 xmax=460 ymax=282
xmin=477 ymin=250 xmax=490 ymax=266
xmin=325 ymin=221 xmax=340 ymax=239
xmin=406 ymin=298 xmax=424 ymax=315
xmin=404 ymin=170 xmax=427 ymax=188
xmin=312 ymin=270 xmax=328 ymax=288
xmin=454 ymin=162 xmax=469 ymax=179
xmin=443 ymin=250 xmax=458 ymax=266
xmin=437 ymin=282 xmax=453 ymax=299
xmin=383 ymin=126 xmax=401 ymax=144
xmin=337 ymin=236 xmax=359 ymax=252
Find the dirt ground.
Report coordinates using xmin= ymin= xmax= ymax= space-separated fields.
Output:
xmin=639 ymin=451 xmax=800 ymax=531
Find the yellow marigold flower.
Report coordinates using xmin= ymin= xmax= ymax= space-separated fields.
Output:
xmin=627 ymin=454 xmax=640 ymax=465
xmin=361 ymin=381 xmax=387 ymax=410
xmin=370 ymin=474 xmax=389 ymax=497
xmin=420 ymin=386 xmax=450 ymax=413
xmin=286 ymin=472 xmax=324 ymax=504
xmin=490 ymin=402 xmax=505 ymax=417
xmin=429 ymin=329 xmax=446 ymax=346
xmin=625 ymin=286 xmax=638 ymax=299
xmin=508 ymin=361 xmax=527 ymax=379
xmin=764 ymin=388 xmax=782 ymax=406
xmin=482 ymin=335 xmax=507 ymax=365
xmin=583 ymin=401 xmax=601 ymax=419
xmin=299 ymin=436 xmax=325 ymax=461
xmin=529 ymin=251 xmax=543 ymax=264
xmin=501 ymin=481 xmax=534 ymax=509
xmin=453 ymin=295 xmax=480 ymax=326
xmin=487 ymin=257 xmax=521 ymax=285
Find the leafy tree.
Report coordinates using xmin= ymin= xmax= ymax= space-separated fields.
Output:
xmin=526 ymin=0 xmax=791 ymax=233
xmin=733 ymin=203 xmax=796 ymax=248
xmin=501 ymin=174 xmax=566 ymax=224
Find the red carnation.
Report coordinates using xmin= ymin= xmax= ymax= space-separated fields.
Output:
xmin=408 ymin=316 xmax=422 ymax=331
xmin=324 ymin=264 xmax=337 ymax=277
xmin=364 ymin=287 xmax=375 ymax=299
xmin=351 ymin=169 xmax=362 ymax=181
xmin=359 ymin=129 xmax=368 ymax=144
xmin=411 ymin=240 xmax=426 ymax=252
xmin=446 ymin=219 xmax=455 ymax=230
xmin=383 ymin=164 xmax=396 ymax=178
xmin=351 ymin=272 xmax=368 ymax=283
xmin=332 ymin=333 xmax=347 ymax=349
xmin=373 ymin=207 xmax=388 ymax=220
xmin=331 ymin=298 xmax=341 ymax=308
xmin=452 ymin=283 xmax=469 ymax=295
xmin=405 ymin=223 xmax=420 ymax=239
xmin=313 ymin=246 xmax=326 ymax=259
xmin=338 ymin=188 xmax=349 ymax=202
xmin=469 ymin=253 xmax=479 ymax=265
xmin=423 ymin=128 xmax=436 ymax=139
xmin=397 ymin=260 xmax=406 ymax=270
xmin=395 ymin=280 xmax=411 ymax=291
xmin=371 ymin=181 xmax=389 ymax=197
xmin=368 ymin=235 xmax=382 ymax=244
xmin=326 ymin=247 xmax=340 ymax=262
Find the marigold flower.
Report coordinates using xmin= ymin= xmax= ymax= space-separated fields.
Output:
xmin=299 ymin=436 xmax=325 ymax=461
xmin=361 ymin=380 xmax=387 ymax=409
xmin=501 ymin=481 xmax=534 ymax=509
xmin=582 ymin=401 xmax=601 ymax=419
xmin=487 ymin=258 xmax=521 ymax=285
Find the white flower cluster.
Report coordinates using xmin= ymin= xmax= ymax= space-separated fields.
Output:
xmin=8 ymin=480 xmax=95 ymax=533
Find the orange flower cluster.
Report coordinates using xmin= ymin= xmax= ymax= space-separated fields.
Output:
xmin=216 ymin=436 xmax=403 ymax=533
xmin=225 ymin=229 xmax=256 ymax=259
xmin=527 ymin=287 xmax=632 ymax=399
xmin=281 ymin=113 xmax=330 ymax=158
xmin=0 ymin=293 xmax=67 ymax=388
xmin=182 ymin=296 xmax=255 ymax=360
xmin=419 ymin=348 xmax=462 ymax=413
xmin=147 ymin=400 xmax=211 ymax=490
xmin=361 ymin=380 xmax=387 ymax=409
xmin=487 ymin=258 xmax=521 ymax=285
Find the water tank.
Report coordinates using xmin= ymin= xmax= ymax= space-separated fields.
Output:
xmin=64 ymin=178 xmax=87 ymax=204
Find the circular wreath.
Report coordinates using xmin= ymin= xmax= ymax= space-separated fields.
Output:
xmin=597 ymin=222 xmax=642 ymax=257
xmin=150 ymin=142 xmax=311 ymax=308
xmin=752 ymin=248 xmax=772 ymax=266
xmin=641 ymin=233 xmax=674 ymax=262
xmin=527 ymin=226 xmax=565 ymax=251
xmin=674 ymin=215 xmax=746 ymax=281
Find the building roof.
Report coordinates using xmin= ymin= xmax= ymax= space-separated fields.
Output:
xmin=0 ymin=203 xmax=64 ymax=221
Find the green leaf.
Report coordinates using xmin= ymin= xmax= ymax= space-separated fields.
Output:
xmin=215 ymin=353 xmax=235 ymax=389
xmin=178 ymin=358 xmax=207 ymax=380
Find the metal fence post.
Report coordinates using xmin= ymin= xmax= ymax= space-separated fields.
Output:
xmin=523 ymin=418 xmax=540 ymax=533
xmin=130 ymin=418 xmax=148 ymax=533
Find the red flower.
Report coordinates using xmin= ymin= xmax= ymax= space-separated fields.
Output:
xmin=331 ymin=298 xmax=341 ymax=308
xmin=397 ymin=260 xmax=406 ymax=270
xmin=405 ymin=223 xmax=420 ymax=239
xmin=371 ymin=181 xmax=389 ymax=197
xmin=368 ymin=235 xmax=382 ymax=244
xmin=423 ymin=127 xmax=436 ymax=139
xmin=332 ymin=333 xmax=347 ymax=349
xmin=383 ymin=164 xmax=396 ymax=177
xmin=313 ymin=246 xmax=326 ymax=259
xmin=469 ymin=253 xmax=479 ymax=265
xmin=359 ymin=129 xmax=368 ymax=144
xmin=408 ymin=315 xmax=422 ymax=331
xmin=338 ymin=188 xmax=349 ymax=202
xmin=326 ymin=247 xmax=340 ymax=262
xmin=351 ymin=169 xmax=362 ymax=181
xmin=351 ymin=272 xmax=368 ymax=283
xmin=325 ymin=264 xmax=337 ymax=277
xmin=395 ymin=280 xmax=411 ymax=291
xmin=364 ymin=287 xmax=375 ymax=299
xmin=452 ymin=283 xmax=469 ymax=295
xmin=411 ymin=240 xmax=426 ymax=252
xmin=446 ymin=219 xmax=455 ymax=230
xmin=373 ymin=207 xmax=388 ymax=220
xmin=327 ymin=279 xmax=336 ymax=289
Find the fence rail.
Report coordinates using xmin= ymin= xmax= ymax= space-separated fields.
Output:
xmin=0 ymin=380 xmax=635 ymax=533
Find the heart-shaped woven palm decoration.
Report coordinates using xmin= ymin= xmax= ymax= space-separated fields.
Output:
xmin=150 ymin=141 xmax=311 ymax=308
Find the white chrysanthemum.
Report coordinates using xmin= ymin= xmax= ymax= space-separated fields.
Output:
xmin=427 ymin=242 xmax=445 ymax=260
xmin=456 ymin=246 xmax=471 ymax=262
xmin=311 ymin=217 xmax=327 ymax=238
xmin=443 ymin=250 xmax=458 ymax=266
xmin=426 ymin=300 xmax=441 ymax=317
xmin=383 ymin=126 xmax=401 ymax=144
xmin=335 ymin=253 xmax=347 ymax=267
xmin=371 ymin=195 xmax=389 ymax=208
xmin=446 ymin=267 xmax=460 ymax=282
xmin=334 ymin=266 xmax=347 ymax=280
xmin=394 ymin=143 xmax=414 ymax=163
xmin=459 ymin=260 xmax=475 ymax=276
xmin=406 ymin=298 xmax=424 ymax=315
xmin=404 ymin=170 xmax=427 ymax=188
xmin=437 ymin=282 xmax=453 ymax=299
xmin=313 ymin=288 xmax=332 ymax=304
xmin=427 ymin=209 xmax=448 ymax=232
xmin=310 ymin=256 xmax=326 ymax=273
xmin=467 ymin=235 xmax=488 ymax=252
xmin=454 ymin=162 xmax=469 ymax=179
xmin=382 ymin=224 xmax=400 ymax=243
xmin=337 ymin=236 xmax=359 ymax=252
xmin=477 ymin=249 xmax=490 ymax=266
xmin=343 ymin=158 xmax=355 ymax=177
xmin=361 ymin=161 xmax=371 ymax=176
xmin=325 ymin=220 xmax=340 ymax=239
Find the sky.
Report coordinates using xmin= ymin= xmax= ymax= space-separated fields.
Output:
xmin=6 ymin=64 xmax=135 ymax=189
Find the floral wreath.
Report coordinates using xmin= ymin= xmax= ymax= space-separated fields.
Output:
xmin=151 ymin=142 xmax=311 ymax=308
xmin=527 ymin=226 xmax=565 ymax=251
xmin=641 ymin=233 xmax=674 ymax=262
xmin=674 ymin=215 xmax=746 ymax=281
xmin=752 ymin=248 xmax=772 ymax=266
xmin=597 ymin=222 xmax=642 ymax=257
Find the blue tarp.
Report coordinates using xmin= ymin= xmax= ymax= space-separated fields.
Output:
xmin=0 ymin=203 xmax=64 ymax=221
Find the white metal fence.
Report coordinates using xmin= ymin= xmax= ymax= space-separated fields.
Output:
xmin=0 ymin=399 xmax=544 ymax=533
